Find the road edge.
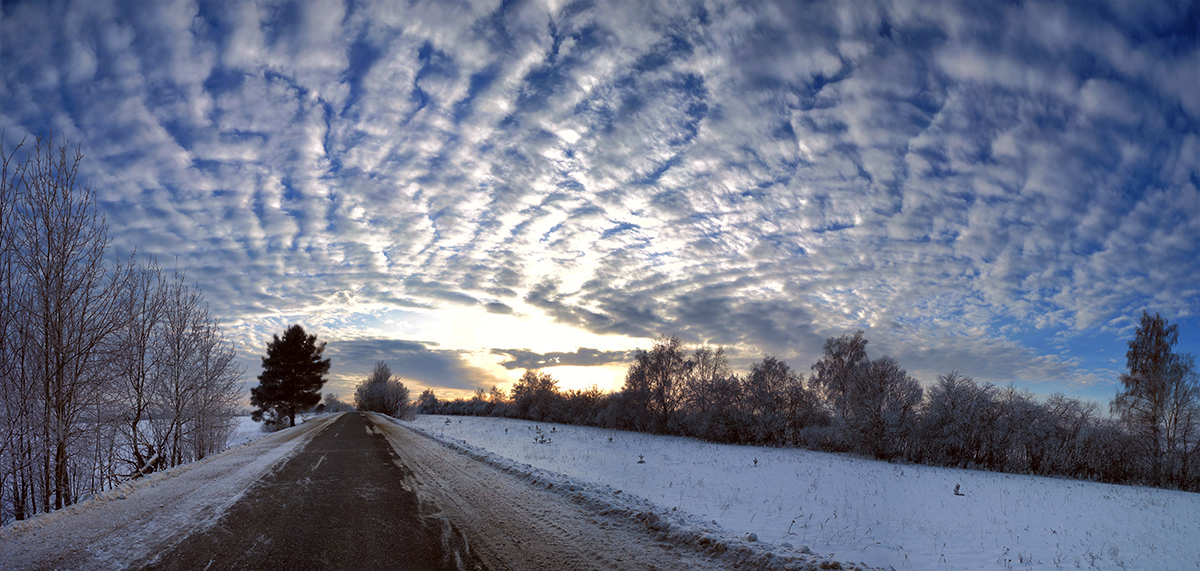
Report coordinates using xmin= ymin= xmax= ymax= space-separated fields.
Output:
xmin=372 ymin=414 xmax=882 ymax=571
xmin=0 ymin=413 xmax=343 ymax=571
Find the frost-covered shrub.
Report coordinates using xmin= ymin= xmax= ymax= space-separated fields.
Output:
xmin=354 ymin=361 xmax=412 ymax=419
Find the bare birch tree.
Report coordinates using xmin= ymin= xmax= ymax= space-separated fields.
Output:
xmin=107 ymin=258 xmax=166 ymax=476
xmin=188 ymin=318 xmax=243 ymax=460
xmin=151 ymin=271 xmax=207 ymax=468
xmin=1113 ymin=311 xmax=1185 ymax=485
xmin=810 ymin=331 xmax=868 ymax=421
xmin=0 ymin=136 xmax=32 ymax=520
xmin=10 ymin=136 xmax=128 ymax=511
xmin=0 ymin=135 xmax=244 ymax=524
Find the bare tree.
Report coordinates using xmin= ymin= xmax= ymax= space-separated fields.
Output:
xmin=921 ymin=371 xmax=994 ymax=468
xmin=150 ymin=271 xmax=207 ymax=467
xmin=615 ymin=352 xmax=654 ymax=431
xmin=742 ymin=356 xmax=801 ymax=444
xmin=646 ymin=335 xmax=690 ymax=431
xmin=1112 ymin=311 xmax=1182 ymax=485
xmin=1163 ymin=353 xmax=1200 ymax=487
xmin=106 ymin=258 xmax=166 ymax=476
xmin=488 ymin=385 xmax=506 ymax=404
xmin=0 ymin=136 xmax=34 ymax=521
xmin=1039 ymin=393 xmax=1098 ymax=477
xmin=510 ymin=369 xmax=559 ymax=421
xmin=845 ymin=356 xmax=922 ymax=459
xmin=10 ymin=135 xmax=128 ymax=511
xmin=810 ymin=331 xmax=868 ymax=420
xmin=354 ymin=361 xmax=411 ymax=419
xmin=683 ymin=346 xmax=732 ymax=414
xmin=416 ymin=389 xmax=439 ymax=413
xmin=0 ymin=135 xmax=245 ymax=523
xmin=189 ymin=319 xmax=243 ymax=460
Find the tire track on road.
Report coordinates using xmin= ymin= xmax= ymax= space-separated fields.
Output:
xmin=138 ymin=413 xmax=484 ymax=571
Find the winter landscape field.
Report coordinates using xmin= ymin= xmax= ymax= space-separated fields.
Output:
xmin=409 ymin=415 xmax=1200 ymax=571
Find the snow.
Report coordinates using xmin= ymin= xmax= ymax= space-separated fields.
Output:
xmin=226 ymin=414 xmax=268 ymax=448
xmin=409 ymin=415 xmax=1200 ymax=571
xmin=0 ymin=414 xmax=337 ymax=570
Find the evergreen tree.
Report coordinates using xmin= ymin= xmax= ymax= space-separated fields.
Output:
xmin=251 ymin=325 xmax=330 ymax=428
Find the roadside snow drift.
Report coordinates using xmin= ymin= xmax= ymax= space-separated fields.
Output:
xmin=410 ymin=415 xmax=1200 ymax=571
xmin=0 ymin=414 xmax=336 ymax=570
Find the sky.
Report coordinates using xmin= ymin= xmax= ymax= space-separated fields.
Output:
xmin=2 ymin=0 xmax=1199 ymax=404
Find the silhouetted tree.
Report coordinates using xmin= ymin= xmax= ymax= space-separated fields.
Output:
xmin=322 ymin=392 xmax=355 ymax=413
xmin=810 ymin=331 xmax=868 ymax=420
xmin=742 ymin=356 xmax=799 ymax=443
xmin=1112 ymin=311 xmax=1182 ymax=485
xmin=251 ymin=325 xmax=330 ymax=428
xmin=623 ymin=335 xmax=690 ymax=432
xmin=416 ymin=389 xmax=439 ymax=413
xmin=354 ymin=361 xmax=411 ymax=418
xmin=510 ymin=369 xmax=559 ymax=421
xmin=845 ymin=356 xmax=922 ymax=459
xmin=684 ymin=347 xmax=732 ymax=414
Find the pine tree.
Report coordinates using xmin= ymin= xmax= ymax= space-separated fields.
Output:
xmin=251 ymin=325 xmax=331 ymax=428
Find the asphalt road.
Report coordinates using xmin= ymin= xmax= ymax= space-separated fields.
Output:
xmin=138 ymin=413 xmax=486 ymax=571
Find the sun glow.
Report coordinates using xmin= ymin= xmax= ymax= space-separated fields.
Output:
xmin=440 ymin=303 xmax=644 ymax=355
xmin=344 ymin=301 xmax=645 ymax=396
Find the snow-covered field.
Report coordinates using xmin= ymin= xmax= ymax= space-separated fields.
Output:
xmin=410 ymin=415 xmax=1200 ymax=571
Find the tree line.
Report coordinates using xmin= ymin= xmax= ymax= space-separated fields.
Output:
xmin=0 ymin=136 xmax=243 ymax=525
xmin=421 ymin=312 xmax=1200 ymax=492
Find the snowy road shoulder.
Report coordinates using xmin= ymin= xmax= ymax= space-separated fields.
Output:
xmin=408 ymin=415 xmax=1200 ymax=571
xmin=0 ymin=414 xmax=339 ymax=571
xmin=388 ymin=416 xmax=873 ymax=571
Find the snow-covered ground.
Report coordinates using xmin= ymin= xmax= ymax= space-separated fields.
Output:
xmin=0 ymin=415 xmax=336 ymax=570
xmin=410 ymin=415 xmax=1200 ymax=571
xmin=226 ymin=415 xmax=266 ymax=448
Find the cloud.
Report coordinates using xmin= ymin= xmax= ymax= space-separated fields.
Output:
xmin=3 ymin=0 xmax=1198 ymax=398
xmin=323 ymin=337 xmax=502 ymax=392
xmin=484 ymin=301 xmax=514 ymax=315
xmin=491 ymin=347 xmax=634 ymax=370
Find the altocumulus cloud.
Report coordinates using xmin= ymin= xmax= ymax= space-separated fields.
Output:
xmin=2 ymin=0 xmax=1199 ymax=401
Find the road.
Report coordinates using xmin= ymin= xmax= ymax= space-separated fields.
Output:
xmin=132 ymin=413 xmax=737 ymax=571
xmin=2 ymin=413 xmax=820 ymax=570
xmin=137 ymin=413 xmax=484 ymax=571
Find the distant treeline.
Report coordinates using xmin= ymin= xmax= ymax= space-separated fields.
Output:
xmin=421 ymin=313 xmax=1199 ymax=493
xmin=1 ymin=137 xmax=243 ymax=525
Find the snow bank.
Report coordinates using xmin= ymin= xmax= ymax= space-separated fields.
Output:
xmin=395 ymin=416 xmax=880 ymax=571
xmin=408 ymin=415 xmax=1200 ymax=571
xmin=0 ymin=414 xmax=338 ymax=570
xmin=226 ymin=414 xmax=267 ymax=448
